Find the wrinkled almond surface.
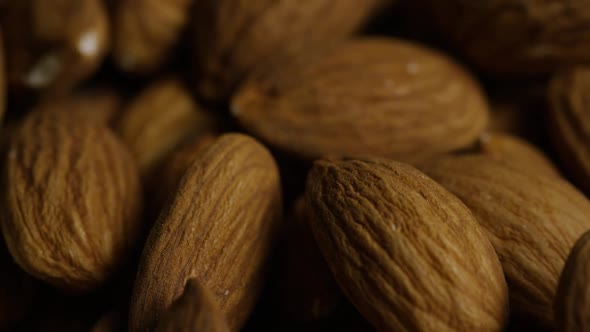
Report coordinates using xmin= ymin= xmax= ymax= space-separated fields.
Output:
xmin=423 ymin=155 xmax=590 ymax=326
xmin=306 ymin=157 xmax=508 ymax=331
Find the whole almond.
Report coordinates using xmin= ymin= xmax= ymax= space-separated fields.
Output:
xmin=306 ymin=157 xmax=508 ymax=331
xmin=423 ymin=155 xmax=590 ymax=326
xmin=476 ymin=133 xmax=559 ymax=177
xmin=548 ymin=67 xmax=590 ymax=194
xmin=232 ymin=38 xmax=489 ymax=163
xmin=418 ymin=0 xmax=590 ymax=75
xmin=113 ymin=0 xmax=194 ymax=73
xmin=2 ymin=111 xmax=143 ymax=292
xmin=554 ymin=230 xmax=590 ymax=332
xmin=194 ymin=0 xmax=387 ymax=100
xmin=115 ymin=79 xmax=214 ymax=180
xmin=129 ymin=133 xmax=282 ymax=331
xmin=155 ymin=279 xmax=230 ymax=332
xmin=1 ymin=0 xmax=110 ymax=93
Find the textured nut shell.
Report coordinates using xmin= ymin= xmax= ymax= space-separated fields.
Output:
xmin=477 ymin=133 xmax=560 ymax=177
xmin=2 ymin=111 xmax=143 ymax=292
xmin=422 ymin=155 xmax=590 ymax=326
xmin=194 ymin=0 xmax=384 ymax=100
xmin=116 ymin=79 xmax=213 ymax=179
xmin=555 ymin=230 xmax=590 ymax=331
xmin=1 ymin=0 xmax=109 ymax=92
xmin=149 ymin=133 xmax=217 ymax=214
xmin=306 ymin=157 xmax=508 ymax=332
xmin=129 ymin=133 xmax=282 ymax=332
xmin=114 ymin=0 xmax=193 ymax=73
xmin=548 ymin=67 xmax=590 ymax=194
xmin=156 ymin=279 xmax=230 ymax=332
xmin=232 ymin=38 xmax=489 ymax=163
xmin=419 ymin=0 xmax=590 ymax=75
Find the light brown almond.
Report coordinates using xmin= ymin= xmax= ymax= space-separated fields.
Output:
xmin=194 ymin=0 xmax=386 ymax=100
xmin=232 ymin=38 xmax=489 ymax=163
xmin=155 ymin=279 xmax=230 ymax=332
xmin=129 ymin=133 xmax=282 ymax=332
xmin=554 ymin=230 xmax=590 ymax=332
xmin=423 ymin=155 xmax=590 ymax=326
xmin=2 ymin=110 xmax=143 ymax=292
xmin=306 ymin=157 xmax=508 ymax=331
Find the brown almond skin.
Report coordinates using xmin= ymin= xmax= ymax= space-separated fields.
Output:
xmin=417 ymin=0 xmax=590 ymax=76
xmin=306 ymin=157 xmax=508 ymax=332
xmin=555 ymin=230 xmax=590 ymax=332
xmin=116 ymin=79 xmax=214 ymax=180
xmin=232 ymin=38 xmax=489 ymax=164
xmin=148 ymin=132 xmax=217 ymax=216
xmin=2 ymin=111 xmax=143 ymax=293
xmin=422 ymin=155 xmax=590 ymax=327
xmin=155 ymin=279 xmax=230 ymax=332
xmin=476 ymin=133 xmax=560 ymax=177
xmin=548 ymin=67 xmax=590 ymax=194
xmin=194 ymin=0 xmax=386 ymax=100
xmin=129 ymin=133 xmax=282 ymax=332
xmin=1 ymin=0 xmax=110 ymax=93
xmin=113 ymin=0 xmax=193 ymax=73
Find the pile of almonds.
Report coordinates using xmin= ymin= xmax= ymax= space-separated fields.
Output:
xmin=3 ymin=1 xmax=590 ymax=331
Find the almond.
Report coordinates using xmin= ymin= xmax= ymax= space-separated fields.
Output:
xmin=1 ymin=110 xmax=143 ymax=292
xmin=115 ymin=79 xmax=214 ymax=180
xmin=194 ymin=0 xmax=386 ymax=100
xmin=554 ymin=230 xmax=590 ymax=332
xmin=422 ymin=155 xmax=590 ymax=326
xmin=113 ymin=0 xmax=194 ymax=73
xmin=306 ymin=157 xmax=508 ymax=331
xmin=232 ymin=38 xmax=489 ymax=163
xmin=155 ymin=279 xmax=230 ymax=332
xmin=548 ymin=67 xmax=590 ymax=194
xmin=476 ymin=133 xmax=559 ymax=177
xmin=129 ymin=133 xmax=282 ymax=331
xmin=1 ymin=0 xmax=110 ymax=93
xmin=419 ymin=0 xmax=590 ymax=75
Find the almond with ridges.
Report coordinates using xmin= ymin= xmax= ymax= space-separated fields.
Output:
xmin=129 ymin=133 xmax=282 ymax=331
xmin=2 ymin=110 xmax=143 ymax=292
xmin=423 ymin=155 xmax=590 ymax=326
xmin=306 ymin=157 xmax=508 ymax=331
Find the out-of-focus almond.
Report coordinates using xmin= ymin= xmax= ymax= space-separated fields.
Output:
xmin=194 ymin=0 xmax=387 ymax=100
xmin=115 ymin=79 xmax=214 ymax=180
xmin=423 ymin=155 xmax=590 ymax=326
xmin=232 ymin=38 xmax=489 ymax=163
xmin=2 ymin=110 xmax=143 ymax=292
xmin=113 ymin=0 xmax=194 ymax=73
